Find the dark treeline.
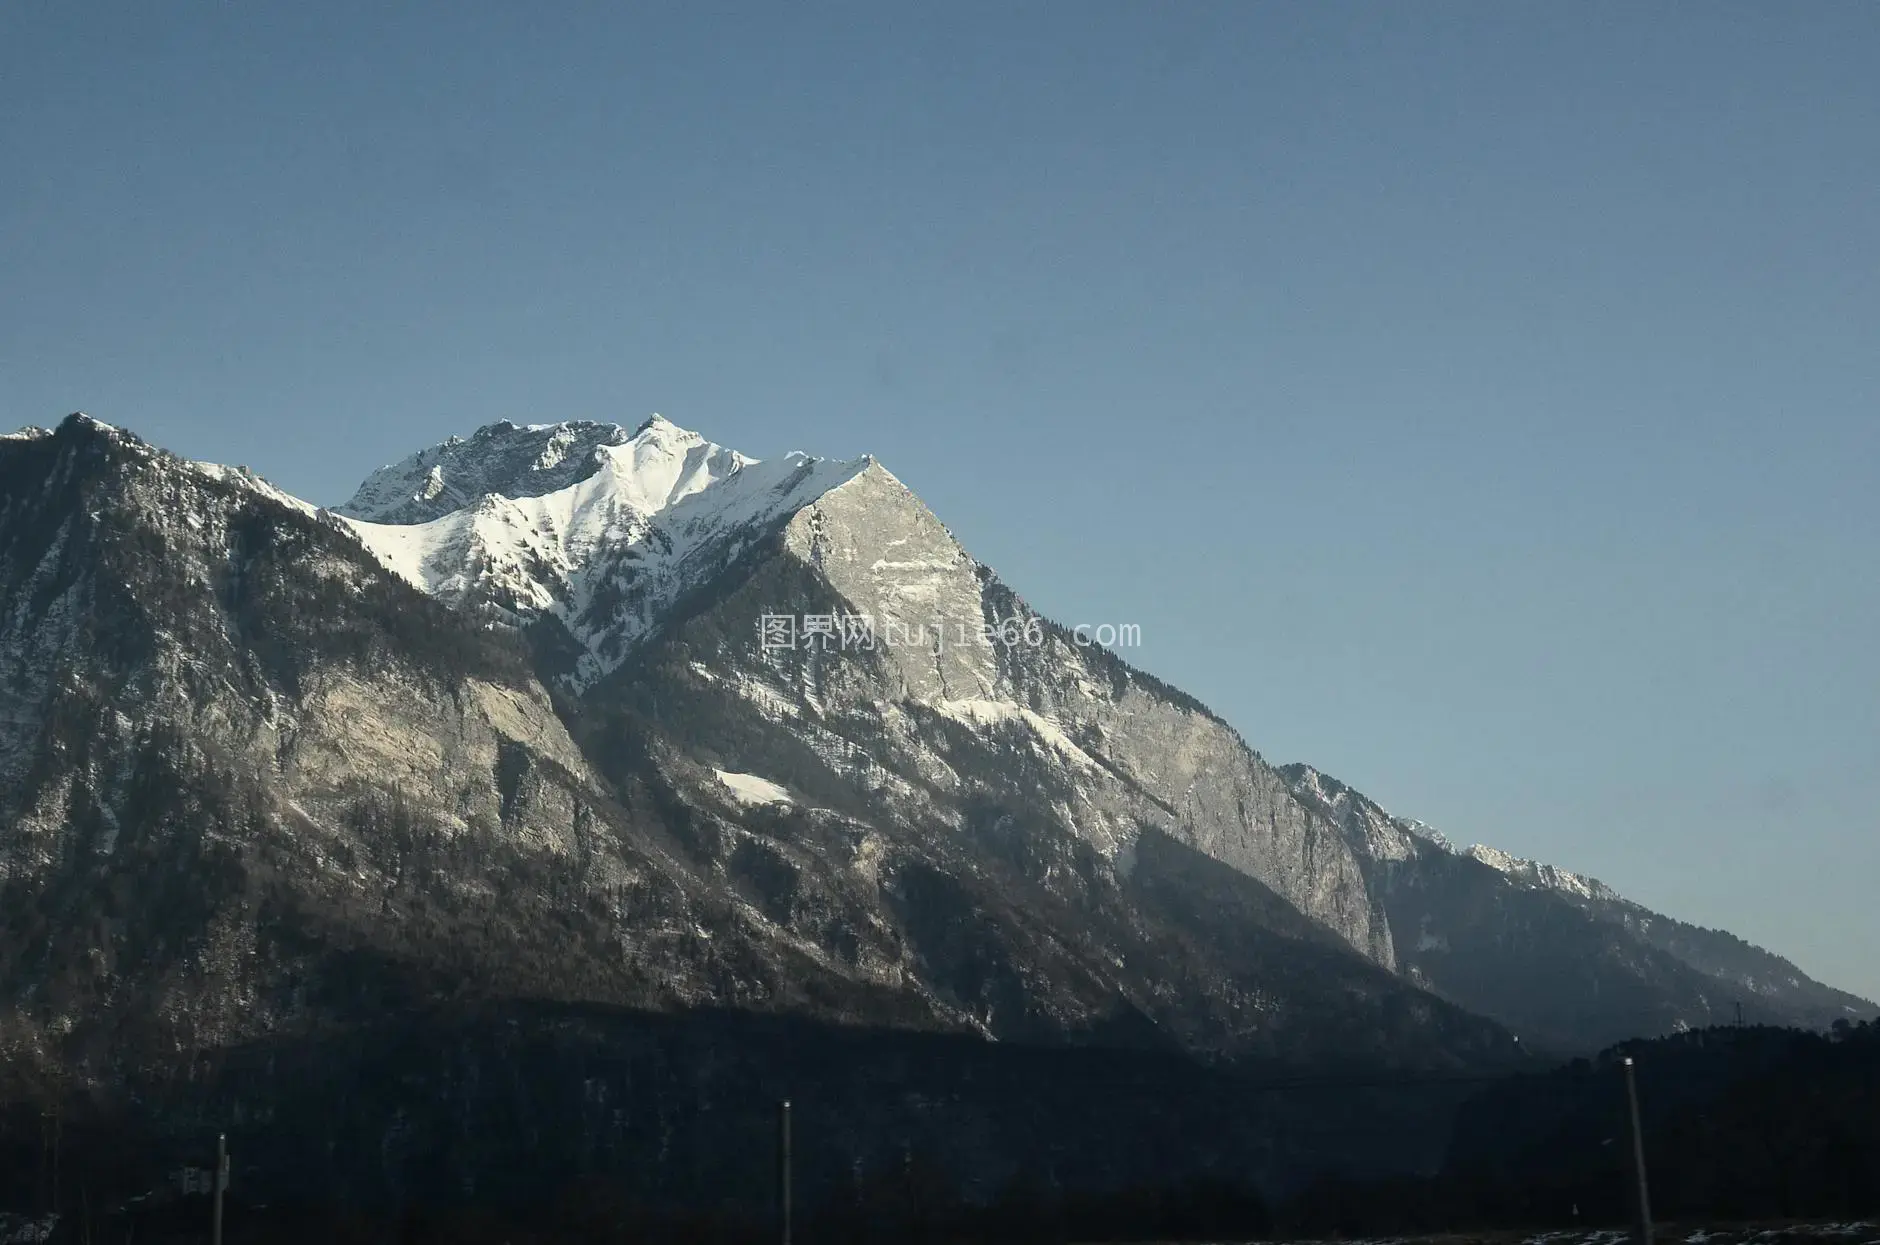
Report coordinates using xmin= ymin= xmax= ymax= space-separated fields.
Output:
xmin=1283 ymin=1017 xmax=1880 ymax=1238
xmin=10 ymin=1172 xmax=1277 ymax=1244
xmin=0 ymin=1001 xmax=1429 ymax=1244
xmin=6 ymin=1017 xmax=1876 ymax=1243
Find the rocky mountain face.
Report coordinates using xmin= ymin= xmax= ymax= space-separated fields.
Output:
xmin=1280 ymin=764 xmax=1872 ymax=1052
xmin=0 ymin=412 xmax=1868 ymax=1219
xmin=0 ymin=416 xmax=885 ymax=1058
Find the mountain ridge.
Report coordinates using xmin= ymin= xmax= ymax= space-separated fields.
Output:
xmin=1279 ymin=760 xmax=1871 ymax=1049
xmin=324 ymin=411 xmax=1871 ymax=1040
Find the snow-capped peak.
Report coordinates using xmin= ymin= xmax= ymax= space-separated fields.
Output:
xmin=333 ymin=415 xmax=768 ymax=528
xmin=336 ymin=419 xmax=641 ymax=524
xmin=334 ymin=416 xmax=874 ymax=692
xmin=633 ymin=412 xmax=686 ymax=437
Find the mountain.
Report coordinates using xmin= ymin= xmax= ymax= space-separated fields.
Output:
xmin=0 ymin=413 xmax=1515 ymax=1065
xmin=332 ymin=415 xmax=1406 ymax=983
xmin=0 ymin=413 xmax=1517 ymax=1220
xmin=1280 ymin=764 xmax=1872 ymax=1051
xmin=0 ymin=411 xmax=1868 ymax=1224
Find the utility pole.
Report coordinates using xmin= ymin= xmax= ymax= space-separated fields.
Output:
xmin=1622 ymin=1058 xmax=1653 ymax=1245
xmin=778 ymin=1099 xmax=793 ymax=1245
xmin=212 ymin=1134 xmax=228 ymax=1245
xmin=35 ymin=1105 xmax=61 ymax=1223
xmin=1735 ymin=1000 xmax=1744 ymax=1027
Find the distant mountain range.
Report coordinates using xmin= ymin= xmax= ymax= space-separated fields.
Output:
xmin=0 ymin=411 xmax=1868 ymax=1217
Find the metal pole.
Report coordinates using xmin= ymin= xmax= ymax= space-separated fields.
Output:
xmin=212 ymin=1134 xmax=227 ymax=1245
xmin=779 ymin=1099 xmax=793 ymax=1245
xmin=1622 ymin=1058 xmax=1653 ymax=1245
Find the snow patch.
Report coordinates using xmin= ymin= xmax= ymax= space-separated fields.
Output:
xmin=714 ymin=770 xmax=794 ymax=807
xmin=934 ymin=698 xmax=1102 ymax=772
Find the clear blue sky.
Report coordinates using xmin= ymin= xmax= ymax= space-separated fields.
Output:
xmin=4 ymin=3 xmax=1876 ymax=1002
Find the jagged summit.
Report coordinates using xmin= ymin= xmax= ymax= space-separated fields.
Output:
xmin=22 ymin=411 xmax=130 ymax=443
xmin=332 ymin=415 xmax=792 ymax=527
xmin=632 ymin=412 xmax=686 ymax=437
xmin=336 ymin=418 xmax=642 ymax=523
xmin=333 ymin=416 xmax=875 ymax=690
